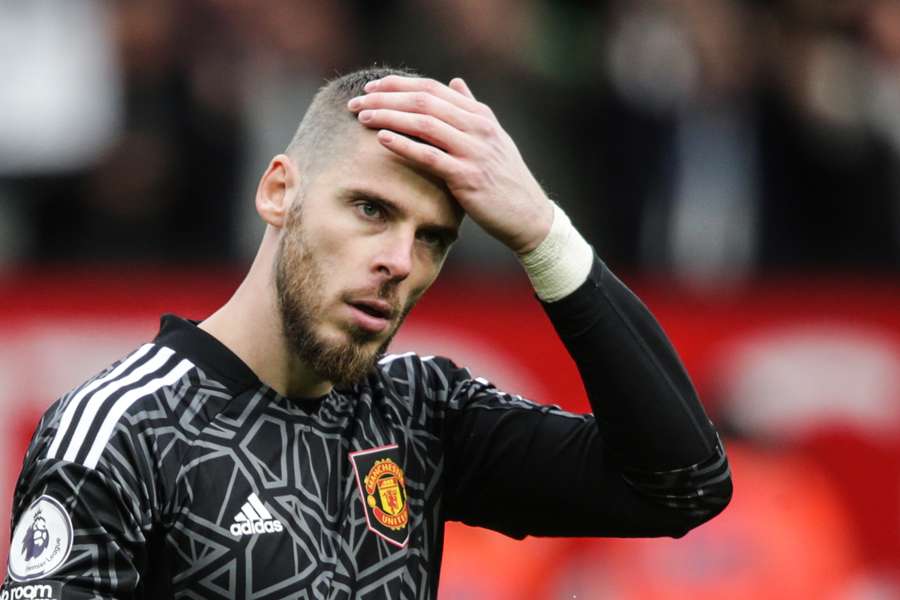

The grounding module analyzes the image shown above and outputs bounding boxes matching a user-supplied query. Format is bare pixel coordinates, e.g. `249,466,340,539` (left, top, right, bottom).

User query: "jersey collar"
154,314,260,395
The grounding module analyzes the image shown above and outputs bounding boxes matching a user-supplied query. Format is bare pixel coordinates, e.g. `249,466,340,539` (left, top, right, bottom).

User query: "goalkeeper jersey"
1,257,731,599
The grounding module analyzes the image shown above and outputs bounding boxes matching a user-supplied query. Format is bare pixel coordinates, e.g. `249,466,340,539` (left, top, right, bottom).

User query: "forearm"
440,241,730,537
539,258,720,468
520,203,720,467
521,206,731,529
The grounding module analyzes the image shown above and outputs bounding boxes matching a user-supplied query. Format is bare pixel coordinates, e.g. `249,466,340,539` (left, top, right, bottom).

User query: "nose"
373,230,414,282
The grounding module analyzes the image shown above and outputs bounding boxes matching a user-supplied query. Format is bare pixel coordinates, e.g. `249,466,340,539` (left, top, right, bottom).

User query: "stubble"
274,209,402,388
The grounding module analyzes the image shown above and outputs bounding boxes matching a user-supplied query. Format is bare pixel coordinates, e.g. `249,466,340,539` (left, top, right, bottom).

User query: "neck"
199,233,333,399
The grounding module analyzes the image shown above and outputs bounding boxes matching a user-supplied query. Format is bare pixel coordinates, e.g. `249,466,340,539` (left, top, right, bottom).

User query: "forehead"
314,129,463,227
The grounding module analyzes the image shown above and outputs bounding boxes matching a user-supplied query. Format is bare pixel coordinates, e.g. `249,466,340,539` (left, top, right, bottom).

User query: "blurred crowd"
2,0,900,280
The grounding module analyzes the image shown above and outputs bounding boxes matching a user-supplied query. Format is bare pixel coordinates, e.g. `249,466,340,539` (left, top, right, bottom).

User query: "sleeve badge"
8,495,73,582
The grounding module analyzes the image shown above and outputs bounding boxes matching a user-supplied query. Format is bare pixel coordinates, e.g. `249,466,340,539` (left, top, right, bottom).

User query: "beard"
275,210,410,389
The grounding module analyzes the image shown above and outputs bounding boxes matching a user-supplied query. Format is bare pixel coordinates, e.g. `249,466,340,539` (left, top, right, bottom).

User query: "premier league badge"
8,496,73,582
349,444,410,547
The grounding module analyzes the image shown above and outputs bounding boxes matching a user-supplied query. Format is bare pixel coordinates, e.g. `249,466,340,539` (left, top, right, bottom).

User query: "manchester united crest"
349,444,409,547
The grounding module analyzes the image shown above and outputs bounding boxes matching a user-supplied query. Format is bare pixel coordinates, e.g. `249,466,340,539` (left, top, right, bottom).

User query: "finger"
449,77,476,100
365,75,485,116
348,91,475,133
375,129,463,179
357,109,470,155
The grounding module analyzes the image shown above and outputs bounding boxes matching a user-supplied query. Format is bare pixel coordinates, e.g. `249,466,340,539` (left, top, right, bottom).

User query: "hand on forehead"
346,75,553,255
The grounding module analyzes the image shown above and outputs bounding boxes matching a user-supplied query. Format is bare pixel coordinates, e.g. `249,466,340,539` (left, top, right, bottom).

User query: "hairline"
285,66,420,184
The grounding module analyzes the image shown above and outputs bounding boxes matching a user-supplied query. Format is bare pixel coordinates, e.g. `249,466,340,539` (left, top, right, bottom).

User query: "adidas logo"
229,493,284,537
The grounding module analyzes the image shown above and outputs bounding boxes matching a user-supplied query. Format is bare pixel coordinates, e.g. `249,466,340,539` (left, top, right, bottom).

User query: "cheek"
405,259,442,304
297,219,350,276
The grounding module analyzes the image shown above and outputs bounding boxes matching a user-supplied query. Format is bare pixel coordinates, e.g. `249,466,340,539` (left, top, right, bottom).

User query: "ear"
256,154,301,228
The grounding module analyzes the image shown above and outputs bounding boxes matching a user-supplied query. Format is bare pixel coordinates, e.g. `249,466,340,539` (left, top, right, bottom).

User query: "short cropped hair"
286,66,418,181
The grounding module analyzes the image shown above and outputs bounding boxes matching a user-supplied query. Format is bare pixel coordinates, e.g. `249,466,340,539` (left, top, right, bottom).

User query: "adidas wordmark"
229,493,284,537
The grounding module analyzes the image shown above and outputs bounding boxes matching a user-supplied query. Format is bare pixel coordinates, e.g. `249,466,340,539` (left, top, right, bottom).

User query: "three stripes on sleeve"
45,343,195,469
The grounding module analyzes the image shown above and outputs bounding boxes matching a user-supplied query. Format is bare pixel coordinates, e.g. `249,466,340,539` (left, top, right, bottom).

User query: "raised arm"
423,252,731,539
350,75,731,539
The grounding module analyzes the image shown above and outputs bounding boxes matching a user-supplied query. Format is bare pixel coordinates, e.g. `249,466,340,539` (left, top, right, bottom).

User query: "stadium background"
2,0,900,597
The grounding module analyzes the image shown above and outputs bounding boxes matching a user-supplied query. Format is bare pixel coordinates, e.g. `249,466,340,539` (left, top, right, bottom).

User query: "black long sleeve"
440,255,732,538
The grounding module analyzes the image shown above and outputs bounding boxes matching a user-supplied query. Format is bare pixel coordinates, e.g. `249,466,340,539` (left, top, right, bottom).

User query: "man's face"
275,130,461,388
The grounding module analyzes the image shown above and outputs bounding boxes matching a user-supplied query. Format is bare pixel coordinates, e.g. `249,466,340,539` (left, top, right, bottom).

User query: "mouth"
346,298,395,334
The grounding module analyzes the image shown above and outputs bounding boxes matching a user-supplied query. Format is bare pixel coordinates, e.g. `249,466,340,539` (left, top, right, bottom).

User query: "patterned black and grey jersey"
1,257,732,599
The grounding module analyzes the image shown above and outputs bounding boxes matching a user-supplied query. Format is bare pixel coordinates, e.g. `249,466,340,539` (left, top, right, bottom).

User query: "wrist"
513,198,554,255
517,202,594,302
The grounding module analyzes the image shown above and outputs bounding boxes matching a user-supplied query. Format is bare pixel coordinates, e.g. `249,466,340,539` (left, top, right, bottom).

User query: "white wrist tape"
517,203,594,302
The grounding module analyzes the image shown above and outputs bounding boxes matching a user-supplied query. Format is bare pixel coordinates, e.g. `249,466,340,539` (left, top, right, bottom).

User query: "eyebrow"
343,188,460,244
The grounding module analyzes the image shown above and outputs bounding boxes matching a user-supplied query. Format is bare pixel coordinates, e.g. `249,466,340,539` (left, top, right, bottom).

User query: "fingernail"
378,130,394,142
358,110,373,122
365,80,379,91
347,97,361,110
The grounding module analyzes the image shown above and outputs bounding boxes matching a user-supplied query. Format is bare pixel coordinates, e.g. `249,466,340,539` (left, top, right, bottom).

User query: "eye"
418,231,442,247
356,200,385,220
417,230,449,253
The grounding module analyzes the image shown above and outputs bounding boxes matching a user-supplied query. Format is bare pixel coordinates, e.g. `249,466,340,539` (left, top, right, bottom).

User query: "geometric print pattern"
0,321,592,599
1,314,730,599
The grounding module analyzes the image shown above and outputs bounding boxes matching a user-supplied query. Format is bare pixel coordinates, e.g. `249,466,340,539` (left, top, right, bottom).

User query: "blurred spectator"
757,0,900,273
574,0,899,280
3,0,899,272
21,0,244,262
0,0,121,175
0,0,121,264
216,0,362,258
567,0,761,281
